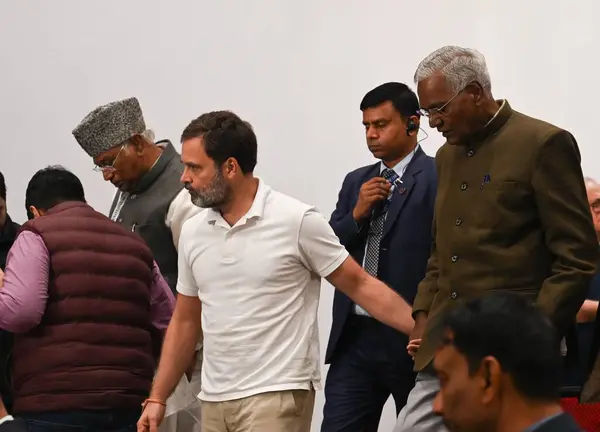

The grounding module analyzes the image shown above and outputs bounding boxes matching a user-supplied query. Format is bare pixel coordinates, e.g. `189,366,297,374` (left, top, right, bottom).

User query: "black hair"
0,171,5,201
180,110,257,174
359,82,420,117
441,293,562,402
25,166,86,219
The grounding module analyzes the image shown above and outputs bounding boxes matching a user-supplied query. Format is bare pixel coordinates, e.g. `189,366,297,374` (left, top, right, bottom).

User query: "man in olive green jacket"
394,45,598,432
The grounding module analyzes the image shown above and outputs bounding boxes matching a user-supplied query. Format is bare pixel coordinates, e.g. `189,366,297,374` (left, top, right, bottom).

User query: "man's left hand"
407,338,421,358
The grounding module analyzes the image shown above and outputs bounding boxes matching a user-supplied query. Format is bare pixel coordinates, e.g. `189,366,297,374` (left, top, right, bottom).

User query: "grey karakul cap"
72,97,146,158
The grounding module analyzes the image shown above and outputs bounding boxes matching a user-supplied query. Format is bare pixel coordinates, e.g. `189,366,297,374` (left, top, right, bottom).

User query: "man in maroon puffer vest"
0,166,175,431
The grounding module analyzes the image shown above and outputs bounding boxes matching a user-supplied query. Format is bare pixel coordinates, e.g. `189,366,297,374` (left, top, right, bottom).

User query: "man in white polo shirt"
137,110,417,432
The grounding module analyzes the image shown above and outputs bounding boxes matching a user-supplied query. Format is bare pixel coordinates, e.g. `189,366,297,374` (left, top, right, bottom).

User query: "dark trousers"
21,410,139,432
321,315,416,432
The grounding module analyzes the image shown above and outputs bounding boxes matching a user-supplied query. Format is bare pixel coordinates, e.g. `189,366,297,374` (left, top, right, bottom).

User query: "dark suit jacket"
0,215,19,270
0,419,27,432
324,147,437,364
0,216,18,412
529,413,582,432
412,100,598,371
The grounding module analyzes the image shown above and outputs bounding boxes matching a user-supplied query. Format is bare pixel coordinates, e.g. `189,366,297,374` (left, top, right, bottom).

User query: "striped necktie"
363,168,399,277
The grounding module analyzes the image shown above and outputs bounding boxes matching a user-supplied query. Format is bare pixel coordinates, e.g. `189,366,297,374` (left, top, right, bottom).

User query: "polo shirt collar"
207,177,269,227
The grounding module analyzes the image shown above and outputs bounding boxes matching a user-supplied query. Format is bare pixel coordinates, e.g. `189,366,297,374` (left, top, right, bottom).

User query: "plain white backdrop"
1,1,599,430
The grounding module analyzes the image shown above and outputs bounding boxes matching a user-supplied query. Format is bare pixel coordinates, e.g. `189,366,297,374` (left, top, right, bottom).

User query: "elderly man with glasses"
394,45,598,431
72,97,203,432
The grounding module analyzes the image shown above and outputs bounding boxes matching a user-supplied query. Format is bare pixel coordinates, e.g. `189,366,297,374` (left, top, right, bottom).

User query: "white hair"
414,45,492,93
584,176,599,188
141,129,155,143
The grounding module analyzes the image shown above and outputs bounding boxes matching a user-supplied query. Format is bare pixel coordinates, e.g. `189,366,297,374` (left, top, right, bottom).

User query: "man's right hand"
0,268,4,288
137,401,166,432
352,177,392,222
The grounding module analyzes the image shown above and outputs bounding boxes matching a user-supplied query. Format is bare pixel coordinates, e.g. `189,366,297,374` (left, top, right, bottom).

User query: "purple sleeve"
150,261,175,331
0,231,49,333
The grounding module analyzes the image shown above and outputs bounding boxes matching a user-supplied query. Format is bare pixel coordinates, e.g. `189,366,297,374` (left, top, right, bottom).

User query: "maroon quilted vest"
11,201,156,414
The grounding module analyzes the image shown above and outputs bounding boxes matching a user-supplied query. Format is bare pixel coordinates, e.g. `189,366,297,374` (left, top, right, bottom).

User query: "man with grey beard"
137,110,419,432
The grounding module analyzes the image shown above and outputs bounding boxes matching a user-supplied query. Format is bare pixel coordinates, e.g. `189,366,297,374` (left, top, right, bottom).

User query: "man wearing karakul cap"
72,97,203,432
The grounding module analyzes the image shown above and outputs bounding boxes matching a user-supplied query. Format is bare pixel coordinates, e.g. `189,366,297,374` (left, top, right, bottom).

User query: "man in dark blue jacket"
321,82,437,431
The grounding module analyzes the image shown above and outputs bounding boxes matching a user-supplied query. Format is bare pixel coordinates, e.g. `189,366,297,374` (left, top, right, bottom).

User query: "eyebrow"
182,159,201,168
363,118,389,125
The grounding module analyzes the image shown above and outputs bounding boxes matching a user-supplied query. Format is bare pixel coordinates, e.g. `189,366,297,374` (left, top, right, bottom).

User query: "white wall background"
1,1,598,430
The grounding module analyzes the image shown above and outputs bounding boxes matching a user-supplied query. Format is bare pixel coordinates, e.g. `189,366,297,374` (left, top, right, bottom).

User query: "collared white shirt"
177,179,349,402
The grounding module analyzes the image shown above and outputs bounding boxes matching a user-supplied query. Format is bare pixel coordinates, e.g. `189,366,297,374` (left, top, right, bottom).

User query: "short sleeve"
298,208,349,277
176,224,200,297
165,189,204,251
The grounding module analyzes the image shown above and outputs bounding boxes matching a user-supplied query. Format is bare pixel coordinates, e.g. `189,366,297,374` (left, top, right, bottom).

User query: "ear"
129,135,147,155
29,206,43,219
479,356,502,404
223,157,237,178
467,81,485,106
410,115,421,135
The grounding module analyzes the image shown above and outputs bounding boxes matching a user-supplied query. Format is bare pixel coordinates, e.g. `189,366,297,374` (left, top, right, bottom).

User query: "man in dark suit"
321,82,437,431
0,172,18,416
0,172,19,270
432,293,582,432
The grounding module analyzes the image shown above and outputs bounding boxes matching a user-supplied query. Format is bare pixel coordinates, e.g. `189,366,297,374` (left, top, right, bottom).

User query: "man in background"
0,166,175,431
564,178,600,388
72,97,200,292
395,45,598,431
72,97,203,431
0,171,20,416
137,110,417,432
433,293,581,432
322,82,436,431
0,171,19,270
559,177,600,432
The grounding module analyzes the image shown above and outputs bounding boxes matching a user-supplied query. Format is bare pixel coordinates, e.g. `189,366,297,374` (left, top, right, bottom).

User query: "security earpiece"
406,118,419,136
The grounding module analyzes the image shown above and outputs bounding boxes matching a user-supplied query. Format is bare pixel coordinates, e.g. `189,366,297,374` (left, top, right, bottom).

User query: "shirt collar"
207,177,269,227
380,145,419,179
523,412,563,432
468,99,512,145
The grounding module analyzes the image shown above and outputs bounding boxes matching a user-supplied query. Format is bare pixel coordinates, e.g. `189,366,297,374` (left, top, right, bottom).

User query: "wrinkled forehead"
587,185,600,202
93,144,123,165
417,73,454,108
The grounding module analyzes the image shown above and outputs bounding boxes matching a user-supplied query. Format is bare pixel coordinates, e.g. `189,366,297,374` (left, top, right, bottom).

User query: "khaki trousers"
202,389,315,432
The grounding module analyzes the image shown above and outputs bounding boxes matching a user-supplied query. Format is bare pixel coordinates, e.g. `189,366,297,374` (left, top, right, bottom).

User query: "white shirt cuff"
0,415,14,425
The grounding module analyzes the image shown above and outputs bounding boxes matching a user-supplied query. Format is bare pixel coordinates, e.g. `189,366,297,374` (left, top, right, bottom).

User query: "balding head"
585,177,600,238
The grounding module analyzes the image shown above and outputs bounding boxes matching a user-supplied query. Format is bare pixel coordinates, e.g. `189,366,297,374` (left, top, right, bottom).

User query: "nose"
102,170,113,182
428,114,443,130
432,390,443,415
366,126,378,140
180,167,191,185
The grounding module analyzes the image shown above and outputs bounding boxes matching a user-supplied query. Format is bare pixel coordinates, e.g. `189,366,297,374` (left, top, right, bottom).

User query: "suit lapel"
382,148,425,238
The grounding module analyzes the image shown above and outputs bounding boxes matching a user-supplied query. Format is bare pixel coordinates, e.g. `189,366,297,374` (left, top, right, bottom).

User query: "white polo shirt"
177,179,349,402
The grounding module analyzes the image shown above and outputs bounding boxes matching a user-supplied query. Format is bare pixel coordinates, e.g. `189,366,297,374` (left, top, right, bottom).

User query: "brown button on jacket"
413,100,598,372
